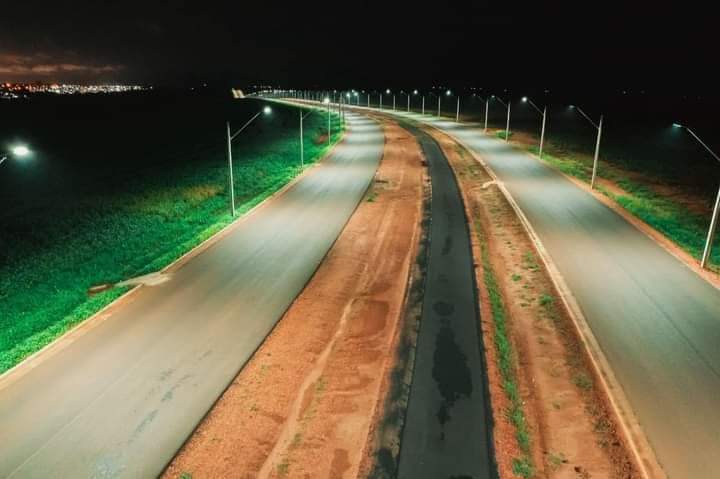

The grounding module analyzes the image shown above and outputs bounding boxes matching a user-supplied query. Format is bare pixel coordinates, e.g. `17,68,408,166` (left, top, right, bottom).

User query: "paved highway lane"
0,111,382,478
384,111,720,478
397,123,495,479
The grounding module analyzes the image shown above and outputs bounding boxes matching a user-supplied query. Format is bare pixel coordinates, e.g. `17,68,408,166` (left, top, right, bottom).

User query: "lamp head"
522,96,528,102
386,89,390,94
672,123,683,128
413,89,418,94
11,145,30,157
263,106,272,115
446,90,451,96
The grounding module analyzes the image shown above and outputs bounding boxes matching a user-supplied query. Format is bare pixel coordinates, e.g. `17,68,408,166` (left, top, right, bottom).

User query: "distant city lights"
0,82,151,100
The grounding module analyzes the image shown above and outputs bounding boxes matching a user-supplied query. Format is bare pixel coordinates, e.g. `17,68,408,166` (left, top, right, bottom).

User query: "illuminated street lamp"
226,106,272,216
673,122,720,269
569,105,603,190
323,97,331,144
522,96,548,158
0,144,31,167
437,90,450,117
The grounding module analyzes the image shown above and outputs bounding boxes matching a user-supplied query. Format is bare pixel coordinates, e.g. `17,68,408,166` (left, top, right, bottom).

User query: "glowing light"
386,89,391,94
11,145,30,157
522,96,528,102
413,89,418,94
672,123,683,128
263,106,272,114
323,98,330,104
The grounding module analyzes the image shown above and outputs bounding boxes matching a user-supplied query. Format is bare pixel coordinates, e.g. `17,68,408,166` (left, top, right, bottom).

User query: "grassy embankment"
524,138,720,271
0,101,343,374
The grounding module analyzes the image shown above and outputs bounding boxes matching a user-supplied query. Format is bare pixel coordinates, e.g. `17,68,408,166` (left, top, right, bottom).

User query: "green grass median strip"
476,222,534,478
0,107,344,374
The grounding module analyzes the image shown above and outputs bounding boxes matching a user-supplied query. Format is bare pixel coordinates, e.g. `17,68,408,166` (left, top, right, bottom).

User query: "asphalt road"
386,111,720,478
0,111,383,478
397,123,495,479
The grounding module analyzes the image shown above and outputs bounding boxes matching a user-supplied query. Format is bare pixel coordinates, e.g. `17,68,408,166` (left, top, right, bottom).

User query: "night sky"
0,1,715,93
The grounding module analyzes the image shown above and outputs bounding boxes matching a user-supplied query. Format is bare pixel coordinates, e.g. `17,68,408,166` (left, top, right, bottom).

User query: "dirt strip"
424,126,636,478
163,120,424,479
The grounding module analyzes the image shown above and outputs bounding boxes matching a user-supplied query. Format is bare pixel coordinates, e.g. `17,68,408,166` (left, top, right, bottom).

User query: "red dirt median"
163,120,424,479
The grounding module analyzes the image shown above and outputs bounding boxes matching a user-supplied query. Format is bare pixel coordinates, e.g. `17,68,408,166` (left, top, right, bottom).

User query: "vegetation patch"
527,143,719,270
0,101,344,374
476,223,534,478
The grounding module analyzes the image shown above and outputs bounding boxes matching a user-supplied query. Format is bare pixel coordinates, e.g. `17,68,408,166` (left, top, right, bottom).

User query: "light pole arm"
0,155,6,166
527,99,544,115
575,106,599,129
230,111,263,141
685,128,720,164
493,97,508,108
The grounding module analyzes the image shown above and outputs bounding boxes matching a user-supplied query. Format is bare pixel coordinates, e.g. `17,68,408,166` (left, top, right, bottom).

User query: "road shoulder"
164,119,424,478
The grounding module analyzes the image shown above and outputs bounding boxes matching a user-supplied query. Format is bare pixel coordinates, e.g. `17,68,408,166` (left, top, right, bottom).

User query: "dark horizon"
1,1,717,92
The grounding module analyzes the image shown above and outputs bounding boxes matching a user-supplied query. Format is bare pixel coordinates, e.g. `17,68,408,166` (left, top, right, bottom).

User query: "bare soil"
163,120,424,479
425,126,637,478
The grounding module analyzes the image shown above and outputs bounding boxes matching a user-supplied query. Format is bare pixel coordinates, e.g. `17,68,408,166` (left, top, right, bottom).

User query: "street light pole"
422,96,425,115
484,98,489,133
456,96,460,123
226,106,272,217
407,93,410,112
673,123,720,269
437,95,441,117
325,98,331,145
393,94,396,111
571,105,603,190
522,96,548,158
493,97,511,141
226,121,236,217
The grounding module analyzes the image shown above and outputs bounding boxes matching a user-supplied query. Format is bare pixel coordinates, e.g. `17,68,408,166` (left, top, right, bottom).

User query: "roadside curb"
0,110,347,390
420,124,666,479
522,149,720,291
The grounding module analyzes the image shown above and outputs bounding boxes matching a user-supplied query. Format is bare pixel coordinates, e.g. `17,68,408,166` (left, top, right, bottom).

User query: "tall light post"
226,106,272,216
300,105,326,169
570,105,603,190
522,96,548,159
492,96,511,141
673,123,720,269
484,97,489,133
324,97,331,145
456,95,460,123
0,145,31,167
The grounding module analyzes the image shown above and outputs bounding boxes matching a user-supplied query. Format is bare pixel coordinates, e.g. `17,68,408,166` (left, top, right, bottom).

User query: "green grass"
527,144,719,269
477,224,534,478
0,104,344,374
496,130,514,140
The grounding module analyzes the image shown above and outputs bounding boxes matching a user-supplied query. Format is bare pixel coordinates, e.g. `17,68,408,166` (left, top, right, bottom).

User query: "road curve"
383,110,720,478
0,111,383,478
397,123,495,478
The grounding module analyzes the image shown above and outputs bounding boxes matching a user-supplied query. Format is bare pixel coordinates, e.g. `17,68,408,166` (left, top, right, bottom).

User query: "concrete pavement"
385,111,720,478
0,111,383,478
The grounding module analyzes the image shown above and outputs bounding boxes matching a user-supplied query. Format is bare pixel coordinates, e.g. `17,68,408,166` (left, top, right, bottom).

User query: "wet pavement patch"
433,322,472,430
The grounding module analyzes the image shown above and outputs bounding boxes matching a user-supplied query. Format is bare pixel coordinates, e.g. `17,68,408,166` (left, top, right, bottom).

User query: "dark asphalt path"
0,111,382,478
387,111,720,478
397,123,495,479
